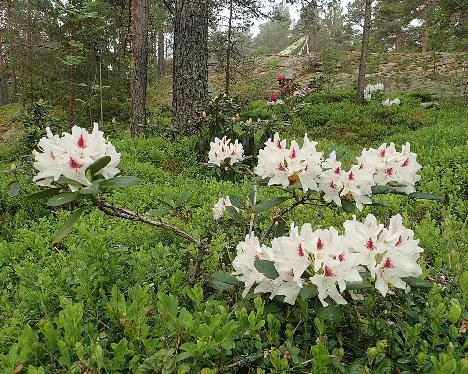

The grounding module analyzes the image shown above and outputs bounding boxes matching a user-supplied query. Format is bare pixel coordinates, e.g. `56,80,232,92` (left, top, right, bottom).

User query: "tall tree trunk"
356,0,372,104
6,0,18,101
157,31,165,78
225,0,233,96
0,32,7,104
130,0,149,135
68,20,77,122
421,19,429,53
395,30,401,51
172,0,209,133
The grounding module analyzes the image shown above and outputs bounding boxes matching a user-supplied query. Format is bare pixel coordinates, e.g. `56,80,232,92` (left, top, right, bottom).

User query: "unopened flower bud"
10,163,16,172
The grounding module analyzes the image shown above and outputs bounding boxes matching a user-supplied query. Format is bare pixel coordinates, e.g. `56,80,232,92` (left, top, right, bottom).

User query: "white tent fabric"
278,36,310,56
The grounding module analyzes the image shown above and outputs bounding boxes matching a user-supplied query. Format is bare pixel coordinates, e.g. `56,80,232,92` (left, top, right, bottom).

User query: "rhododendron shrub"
210,131,440,306
28,125,439,305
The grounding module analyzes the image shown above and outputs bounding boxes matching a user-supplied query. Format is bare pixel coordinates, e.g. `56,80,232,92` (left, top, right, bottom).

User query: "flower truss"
33,123,120,190
208,136,245,167
364,83,385,102
382,98,401,107
254,132,421,210
232,214,423,306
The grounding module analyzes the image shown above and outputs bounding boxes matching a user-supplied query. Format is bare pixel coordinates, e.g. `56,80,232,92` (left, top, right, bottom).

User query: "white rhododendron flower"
254,133,323,193
382,98,401,107
32,123,120,191
232,214,424,306
232,233,272,297
267,99,285,106
208,136,244,167
364,83,385,101
253,134,422,210
212,196,238,220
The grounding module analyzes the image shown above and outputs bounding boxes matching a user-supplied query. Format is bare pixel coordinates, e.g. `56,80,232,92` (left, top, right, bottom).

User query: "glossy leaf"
26,188,61,201
8,182,20,197
79,182,100,195
253,197,289,213
402,277,432,289
254,260,279,279
147,209,171,218
100,176,140,188
228,195,245,210
208,272,242,291
341,199,356,213
47,192,81,206
299,285,319,299
175,191,190,208
52,207,85,245
85,156,111,180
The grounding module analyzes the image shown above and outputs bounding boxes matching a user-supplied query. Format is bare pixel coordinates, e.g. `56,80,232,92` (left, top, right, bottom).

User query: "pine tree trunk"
6,0,18,101
130,0,149,136
68,20,77,122
0,31,7,104
421,20,429,53
225,0,233,96
356,0,372,104
172,0,209,134
157,31,165,78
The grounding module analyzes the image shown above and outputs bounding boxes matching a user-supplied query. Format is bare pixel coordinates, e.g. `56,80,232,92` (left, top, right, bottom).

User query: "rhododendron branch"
96,198,208,252
262,194,318,240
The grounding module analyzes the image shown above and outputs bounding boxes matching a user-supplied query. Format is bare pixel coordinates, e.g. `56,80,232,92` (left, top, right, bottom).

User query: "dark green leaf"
226,205,241,221
208,272,242,291
316,304,342,322
52,207,85,245
147,209,171,218
248,190,256,206
347,280,373,290
175,191,191,208
253,197,289,213
85,156,111,180
341,199,356,213
26,188,61,201
299,285,318,299
155,197,175,208
79,182,100,195
274,221,286,238
228,195,245,210
57,176,83,187
47,192,81,207
408,192,444,201
8,182,20,197
100,176,140,188
254,260,279,279
402,277,432,289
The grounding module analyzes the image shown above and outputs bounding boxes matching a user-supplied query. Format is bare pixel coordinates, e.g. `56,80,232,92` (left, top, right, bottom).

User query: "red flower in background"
270,92,278,102
276,75,285,82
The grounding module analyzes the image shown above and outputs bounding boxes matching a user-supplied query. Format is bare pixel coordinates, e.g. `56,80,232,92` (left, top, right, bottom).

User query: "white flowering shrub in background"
364,83,385,101
208,136,245,167
382,98,401,107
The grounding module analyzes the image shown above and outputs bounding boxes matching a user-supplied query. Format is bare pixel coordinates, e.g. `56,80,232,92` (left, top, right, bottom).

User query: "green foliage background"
0,91,467,373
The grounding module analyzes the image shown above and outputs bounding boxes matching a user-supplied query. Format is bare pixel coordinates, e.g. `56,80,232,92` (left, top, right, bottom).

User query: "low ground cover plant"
0,90,466,373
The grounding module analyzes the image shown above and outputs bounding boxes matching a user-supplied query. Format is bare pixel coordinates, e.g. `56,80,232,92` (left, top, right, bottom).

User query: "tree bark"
130,0,149,136
225,0,233,96
421,19,429,53
0,31,7,104
172,0,209,134
356,0,372,104
6,0,18,101
68,20,77,122
157,30,165,78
